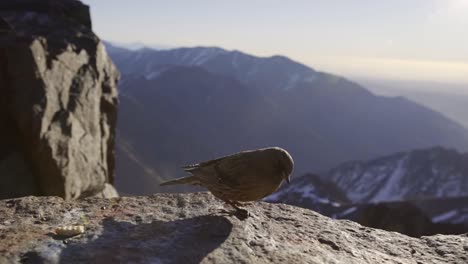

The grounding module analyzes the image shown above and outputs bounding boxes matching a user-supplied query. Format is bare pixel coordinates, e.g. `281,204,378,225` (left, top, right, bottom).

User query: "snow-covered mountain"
105,42,358,95
326,146,468,203
104,41,173,51
267,147,468,236
265,173,348,209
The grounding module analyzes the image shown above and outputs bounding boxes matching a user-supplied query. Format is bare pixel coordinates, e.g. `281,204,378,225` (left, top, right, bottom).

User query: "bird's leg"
224,200,249,219
225,200,242,210
229,200,245,208
209,197,250,219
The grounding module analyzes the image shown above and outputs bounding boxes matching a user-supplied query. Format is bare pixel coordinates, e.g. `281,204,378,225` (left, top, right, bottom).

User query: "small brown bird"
160,147,294,216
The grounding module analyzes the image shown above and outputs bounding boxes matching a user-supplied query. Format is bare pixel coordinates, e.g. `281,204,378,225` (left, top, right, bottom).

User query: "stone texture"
0,193,467,263
0,0,119,199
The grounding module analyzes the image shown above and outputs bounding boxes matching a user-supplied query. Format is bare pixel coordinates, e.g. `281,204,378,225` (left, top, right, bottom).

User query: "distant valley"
358,78,468,129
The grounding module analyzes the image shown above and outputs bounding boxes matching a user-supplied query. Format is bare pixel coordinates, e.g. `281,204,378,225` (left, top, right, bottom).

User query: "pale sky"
82,0,468,85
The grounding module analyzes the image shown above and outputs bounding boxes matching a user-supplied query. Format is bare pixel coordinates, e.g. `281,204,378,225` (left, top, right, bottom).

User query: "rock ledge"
0,193,467,263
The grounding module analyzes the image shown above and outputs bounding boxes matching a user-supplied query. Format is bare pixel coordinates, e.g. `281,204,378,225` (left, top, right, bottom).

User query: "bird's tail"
159,176,198,186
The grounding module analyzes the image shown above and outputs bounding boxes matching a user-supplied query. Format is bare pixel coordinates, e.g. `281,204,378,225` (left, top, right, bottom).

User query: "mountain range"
270,146,468,204
105,42,468,194
268,146,468,236
325,146,468,203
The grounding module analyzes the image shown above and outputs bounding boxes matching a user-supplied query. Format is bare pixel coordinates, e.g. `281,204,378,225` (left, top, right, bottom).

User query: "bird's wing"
183,151,256,186
214,154,251,187
182,150,250,171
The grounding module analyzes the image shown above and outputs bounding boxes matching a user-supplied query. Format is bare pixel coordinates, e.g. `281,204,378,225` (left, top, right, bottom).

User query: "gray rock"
0,193,467,263
0,0,119,199
92,183,119,199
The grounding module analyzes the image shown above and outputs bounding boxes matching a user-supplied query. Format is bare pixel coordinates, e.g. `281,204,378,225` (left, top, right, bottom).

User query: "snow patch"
304,74,318,83
339,207,357,217
370,156,408,202
247,61,260,77
285,183,331,203
450,210,468,224
436,179,461,198
189,48,225,65
266,180,333,204
264,189,285,201
145,70,163,80
232,52,240,69
432,210,458,223
283,73,301,90
180,49,192,62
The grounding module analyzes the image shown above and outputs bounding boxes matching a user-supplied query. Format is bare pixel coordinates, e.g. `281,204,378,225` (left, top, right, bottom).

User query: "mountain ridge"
326,146,468,203
270,146,468,206
107,42,468,194
267,146,468,235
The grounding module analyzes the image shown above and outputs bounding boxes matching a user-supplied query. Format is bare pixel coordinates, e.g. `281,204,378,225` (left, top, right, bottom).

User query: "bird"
160,147,294,217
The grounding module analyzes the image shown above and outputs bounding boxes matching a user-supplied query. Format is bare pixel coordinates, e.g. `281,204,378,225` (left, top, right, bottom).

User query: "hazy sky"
82,0,468,85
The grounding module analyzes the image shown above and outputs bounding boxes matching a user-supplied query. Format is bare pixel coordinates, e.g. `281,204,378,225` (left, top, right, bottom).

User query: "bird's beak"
286,175,291,184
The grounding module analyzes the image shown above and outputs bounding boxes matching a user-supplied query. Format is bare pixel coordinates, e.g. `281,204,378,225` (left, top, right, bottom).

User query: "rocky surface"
0,193,467,264
0,0,119,199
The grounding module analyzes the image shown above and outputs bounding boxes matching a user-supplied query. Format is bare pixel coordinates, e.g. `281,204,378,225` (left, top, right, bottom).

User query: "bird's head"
275,147,294,184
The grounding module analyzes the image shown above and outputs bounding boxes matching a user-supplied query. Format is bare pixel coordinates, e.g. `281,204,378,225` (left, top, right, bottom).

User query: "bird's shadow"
58,215,233,264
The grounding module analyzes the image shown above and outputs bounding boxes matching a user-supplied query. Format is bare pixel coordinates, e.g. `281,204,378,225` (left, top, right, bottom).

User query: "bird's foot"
211,199,251,220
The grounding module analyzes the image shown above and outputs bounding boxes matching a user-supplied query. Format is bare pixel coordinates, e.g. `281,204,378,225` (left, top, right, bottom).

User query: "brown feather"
163,147,294,207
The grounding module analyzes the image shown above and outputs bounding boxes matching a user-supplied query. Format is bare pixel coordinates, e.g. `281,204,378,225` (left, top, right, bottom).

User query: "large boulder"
0,0,119,199
0,193,467,263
